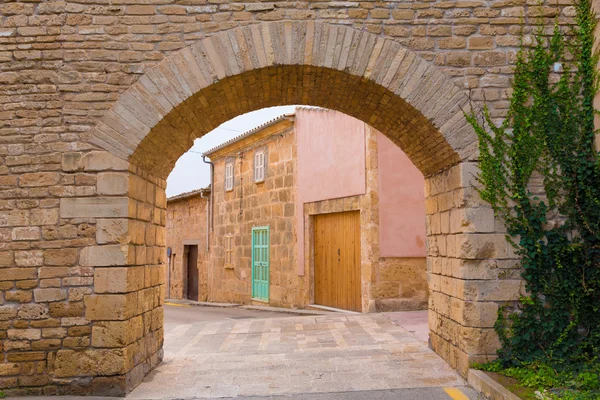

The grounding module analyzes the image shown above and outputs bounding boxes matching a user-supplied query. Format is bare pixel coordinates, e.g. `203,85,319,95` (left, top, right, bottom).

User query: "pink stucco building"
166,108,427,312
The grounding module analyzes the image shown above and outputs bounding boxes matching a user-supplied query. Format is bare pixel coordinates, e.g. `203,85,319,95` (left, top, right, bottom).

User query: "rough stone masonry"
0,0,589,396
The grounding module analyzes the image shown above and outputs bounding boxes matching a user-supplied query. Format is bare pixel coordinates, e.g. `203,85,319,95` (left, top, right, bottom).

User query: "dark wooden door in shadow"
186,245,199,301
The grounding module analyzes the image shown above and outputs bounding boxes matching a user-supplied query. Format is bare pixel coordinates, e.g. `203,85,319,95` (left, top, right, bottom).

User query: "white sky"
166,105,296,197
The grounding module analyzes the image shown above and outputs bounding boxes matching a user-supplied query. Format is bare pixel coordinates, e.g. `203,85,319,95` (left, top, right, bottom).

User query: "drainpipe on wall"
201,156,214,302
202,155,214,234
200,190,209,253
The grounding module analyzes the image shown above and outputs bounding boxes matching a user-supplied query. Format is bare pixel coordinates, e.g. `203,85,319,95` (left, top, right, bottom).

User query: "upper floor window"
225,234,234,267
254,150,265,183
225,162,234,191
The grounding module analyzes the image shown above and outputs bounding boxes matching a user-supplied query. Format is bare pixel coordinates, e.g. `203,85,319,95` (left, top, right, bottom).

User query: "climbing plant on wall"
466,0,600,371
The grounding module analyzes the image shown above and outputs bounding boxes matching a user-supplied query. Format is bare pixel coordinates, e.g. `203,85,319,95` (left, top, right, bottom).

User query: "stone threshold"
307,303,362,315
240,305,336,316
468,369,523,400
164,299,338,316
164,299,240,308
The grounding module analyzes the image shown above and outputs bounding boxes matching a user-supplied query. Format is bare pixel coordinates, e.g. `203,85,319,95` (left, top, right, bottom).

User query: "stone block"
69,287,93,301
462,279,523,302
30,208,59,225
17,304,48,320
97,172,129,195
84,293,138,321
6,351,46,362
32,338,63,351
63,336,91,348
60,197,128,218
137,287,159,314
11,227,40,241
49,302,84,318
0,362,21,376
39,266,69,279
54,349,127,377
7,329,41,340
0,305,18,321
460,326,501,354
94,267,145,293
42,327,67,339
68,326,92,337
19,172,60,187
44,248,78,266
96,219,128,244
14,250,43,267
62,152,82,172
0,251,14,267
145,264,163,287
82,151,129,171
5,290,32,303
91,375,127,397
454,233,510,259
80,245,130,267
0,268,37,281
451,258,501,280
449,207,495,233
33,288,67,303
91,316,143,348
457,300,499,328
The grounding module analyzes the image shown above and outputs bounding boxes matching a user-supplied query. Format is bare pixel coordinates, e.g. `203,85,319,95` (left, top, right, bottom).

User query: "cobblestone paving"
129,313,467,399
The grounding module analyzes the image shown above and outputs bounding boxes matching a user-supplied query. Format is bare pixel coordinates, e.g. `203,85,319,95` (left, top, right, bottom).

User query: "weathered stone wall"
0,1,578,394
425,162,521,376
165,193,209,300
0,0,573,151
207,123,302,307
0,149,165,396
373,258,428,311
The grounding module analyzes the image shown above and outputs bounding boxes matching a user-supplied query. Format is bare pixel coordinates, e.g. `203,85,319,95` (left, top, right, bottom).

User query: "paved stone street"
126,305,478,399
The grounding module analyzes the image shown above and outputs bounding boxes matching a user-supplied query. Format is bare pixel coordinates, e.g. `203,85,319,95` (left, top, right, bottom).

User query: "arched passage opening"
12,22,521,396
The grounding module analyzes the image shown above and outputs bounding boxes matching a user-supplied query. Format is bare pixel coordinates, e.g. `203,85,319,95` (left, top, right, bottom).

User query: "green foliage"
474,361,600,398
465,0,600,376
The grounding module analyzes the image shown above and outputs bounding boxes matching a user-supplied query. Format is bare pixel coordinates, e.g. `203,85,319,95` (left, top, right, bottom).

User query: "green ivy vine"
465,0,600,374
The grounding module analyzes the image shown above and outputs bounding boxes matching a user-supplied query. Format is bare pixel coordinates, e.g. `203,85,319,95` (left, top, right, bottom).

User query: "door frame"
311,210,362,312
305,198,367,312
251,225,270,302
185,244,200,301
181,239,200,300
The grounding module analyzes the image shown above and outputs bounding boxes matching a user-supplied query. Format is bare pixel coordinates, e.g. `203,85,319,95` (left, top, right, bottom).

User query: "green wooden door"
251,226,270,301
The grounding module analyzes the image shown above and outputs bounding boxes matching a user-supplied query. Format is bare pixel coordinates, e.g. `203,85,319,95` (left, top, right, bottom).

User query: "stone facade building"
0,0,594,395
166,108,428,313
165,189,209,301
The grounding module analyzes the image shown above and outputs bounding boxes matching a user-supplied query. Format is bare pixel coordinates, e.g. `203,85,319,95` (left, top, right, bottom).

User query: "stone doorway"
185,245,199,302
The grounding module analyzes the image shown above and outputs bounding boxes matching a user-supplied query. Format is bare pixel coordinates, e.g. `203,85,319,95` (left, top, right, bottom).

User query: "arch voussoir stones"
90,21,475,178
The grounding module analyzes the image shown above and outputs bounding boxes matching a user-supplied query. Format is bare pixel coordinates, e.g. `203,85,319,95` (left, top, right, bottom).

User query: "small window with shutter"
254,150,265,183
225,234,234,268
225,162,234,191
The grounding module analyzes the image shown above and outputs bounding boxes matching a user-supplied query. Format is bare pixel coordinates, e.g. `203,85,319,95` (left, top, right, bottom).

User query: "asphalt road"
215,387,481,399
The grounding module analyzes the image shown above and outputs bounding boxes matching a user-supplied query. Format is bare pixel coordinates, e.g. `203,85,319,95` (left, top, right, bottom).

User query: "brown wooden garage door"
314,211,361,312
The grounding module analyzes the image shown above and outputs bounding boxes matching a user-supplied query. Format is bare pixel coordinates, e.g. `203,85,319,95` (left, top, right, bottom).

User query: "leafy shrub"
466,0,600,368
466,1,600,398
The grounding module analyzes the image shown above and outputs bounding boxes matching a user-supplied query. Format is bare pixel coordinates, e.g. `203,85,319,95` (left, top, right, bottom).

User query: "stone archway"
2,21,521,396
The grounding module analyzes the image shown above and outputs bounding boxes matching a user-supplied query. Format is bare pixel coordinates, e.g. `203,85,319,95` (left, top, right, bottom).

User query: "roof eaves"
167,186,210,203
202,112,295,157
